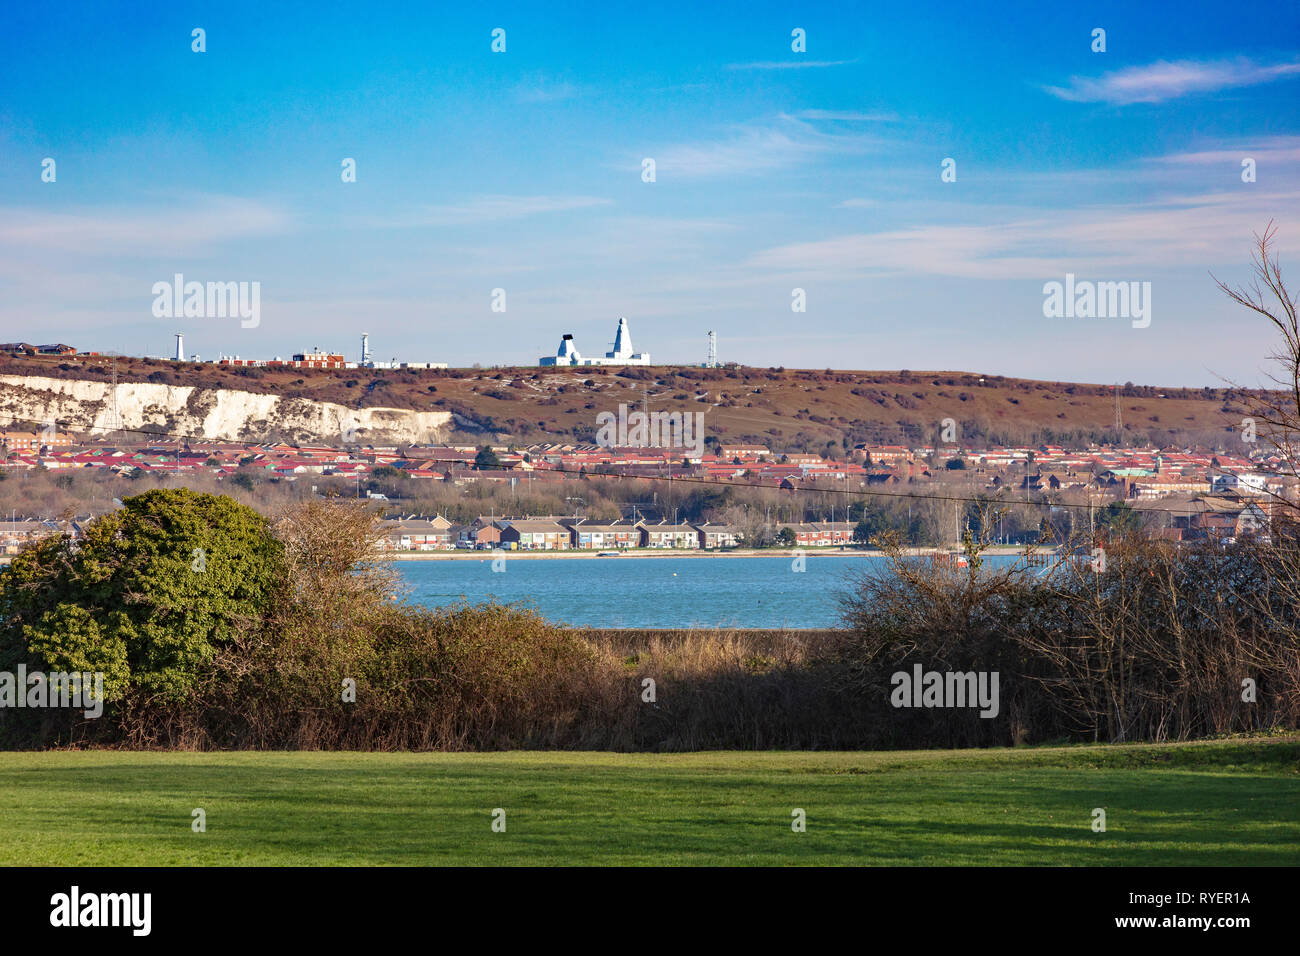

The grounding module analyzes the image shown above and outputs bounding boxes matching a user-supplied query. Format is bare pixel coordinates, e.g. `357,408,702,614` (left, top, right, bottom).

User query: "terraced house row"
376,515,862,551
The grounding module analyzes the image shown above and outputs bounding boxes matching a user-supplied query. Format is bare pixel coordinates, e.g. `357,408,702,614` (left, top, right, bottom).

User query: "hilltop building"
0,343,75,356
216,342,445,370
218,347,345,369
540,317,651,366
356,332,447,370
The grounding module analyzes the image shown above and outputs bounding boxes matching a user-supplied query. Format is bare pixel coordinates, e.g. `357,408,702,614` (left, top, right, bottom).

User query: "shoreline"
389,546,1038,561
0,545,1045,567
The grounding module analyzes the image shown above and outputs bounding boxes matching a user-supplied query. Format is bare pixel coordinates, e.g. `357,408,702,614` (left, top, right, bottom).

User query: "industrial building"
357,333,447,370
540,317,651,366
218,348,347,369
210,335,446,370
0,343,76,356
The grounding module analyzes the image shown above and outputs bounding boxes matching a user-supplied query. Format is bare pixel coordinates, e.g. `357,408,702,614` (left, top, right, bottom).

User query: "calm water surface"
397,553,1024,629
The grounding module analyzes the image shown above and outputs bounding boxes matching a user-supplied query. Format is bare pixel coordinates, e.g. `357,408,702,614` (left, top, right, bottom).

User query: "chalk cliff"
0,374,452,445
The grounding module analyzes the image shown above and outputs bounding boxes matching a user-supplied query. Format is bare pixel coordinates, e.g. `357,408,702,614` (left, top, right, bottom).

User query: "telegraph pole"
1113,384,1123,444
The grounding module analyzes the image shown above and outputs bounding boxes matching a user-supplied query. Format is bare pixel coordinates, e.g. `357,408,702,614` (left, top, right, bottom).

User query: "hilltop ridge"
0,354,1256,452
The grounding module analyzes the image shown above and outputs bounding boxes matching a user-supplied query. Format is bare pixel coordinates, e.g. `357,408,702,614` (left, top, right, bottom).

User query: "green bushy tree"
0,488,285,703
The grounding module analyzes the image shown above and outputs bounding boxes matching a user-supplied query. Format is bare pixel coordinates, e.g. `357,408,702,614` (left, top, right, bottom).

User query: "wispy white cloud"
513,75,581,103
378,195,612,228
0,196,289,255
646,114,877,179
1044,56,1300,105
411,215,741,278
1154,135,1300,165
747,190,1300,280
797,109,897,122
727,59,857,70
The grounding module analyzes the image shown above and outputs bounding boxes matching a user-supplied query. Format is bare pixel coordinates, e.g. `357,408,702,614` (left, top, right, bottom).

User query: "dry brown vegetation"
9,496,1290,752
841,521,1300,747
3,352,1262,452
1215,221,1300,519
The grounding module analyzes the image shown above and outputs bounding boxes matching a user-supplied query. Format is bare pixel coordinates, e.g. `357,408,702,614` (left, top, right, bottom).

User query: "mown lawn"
0,737,1296,865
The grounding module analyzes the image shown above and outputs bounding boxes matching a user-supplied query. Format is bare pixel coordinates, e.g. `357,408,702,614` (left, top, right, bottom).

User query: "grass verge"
1,736,1296,866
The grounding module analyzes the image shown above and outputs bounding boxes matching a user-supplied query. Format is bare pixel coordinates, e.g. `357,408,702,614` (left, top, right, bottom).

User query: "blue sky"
1,0,1298,385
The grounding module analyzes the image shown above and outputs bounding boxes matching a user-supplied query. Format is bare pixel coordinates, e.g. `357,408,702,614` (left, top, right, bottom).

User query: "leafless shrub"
835,506,1300,747
1214,221,1300,517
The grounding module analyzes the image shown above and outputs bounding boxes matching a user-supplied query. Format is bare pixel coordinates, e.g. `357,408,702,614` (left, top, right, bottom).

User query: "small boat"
597,550,622,557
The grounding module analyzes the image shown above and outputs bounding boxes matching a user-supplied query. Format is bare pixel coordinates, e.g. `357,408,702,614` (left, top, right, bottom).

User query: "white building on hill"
540,317,651,366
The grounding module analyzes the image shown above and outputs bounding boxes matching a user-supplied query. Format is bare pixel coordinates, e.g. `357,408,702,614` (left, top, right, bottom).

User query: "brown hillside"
3,354,1260,452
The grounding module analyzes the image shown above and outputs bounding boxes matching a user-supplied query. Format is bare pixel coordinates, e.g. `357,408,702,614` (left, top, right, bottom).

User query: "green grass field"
1,737,1297,865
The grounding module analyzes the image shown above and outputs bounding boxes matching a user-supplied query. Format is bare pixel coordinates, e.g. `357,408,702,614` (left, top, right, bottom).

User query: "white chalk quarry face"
0,374,452,444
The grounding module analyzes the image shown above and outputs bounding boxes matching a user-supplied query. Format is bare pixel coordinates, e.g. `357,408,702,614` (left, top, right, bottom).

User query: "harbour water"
396,553,1025,629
